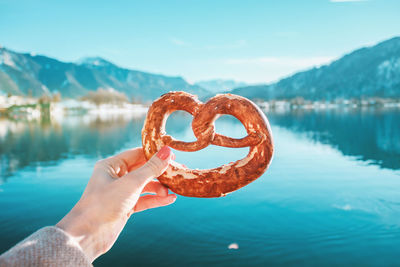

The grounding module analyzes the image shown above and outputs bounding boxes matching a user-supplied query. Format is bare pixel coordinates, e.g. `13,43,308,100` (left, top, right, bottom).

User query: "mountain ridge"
231,36,400,100
0,47,209,101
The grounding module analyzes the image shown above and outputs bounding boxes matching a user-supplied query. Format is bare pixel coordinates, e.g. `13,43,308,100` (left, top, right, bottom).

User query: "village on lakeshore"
0,89,149,120
1,89,399,121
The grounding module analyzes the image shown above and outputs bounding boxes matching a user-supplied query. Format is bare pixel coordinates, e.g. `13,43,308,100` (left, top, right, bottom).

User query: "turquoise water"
1,109,400,266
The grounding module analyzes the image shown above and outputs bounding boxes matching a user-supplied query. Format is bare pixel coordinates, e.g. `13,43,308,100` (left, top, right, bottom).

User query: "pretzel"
142,91,274,198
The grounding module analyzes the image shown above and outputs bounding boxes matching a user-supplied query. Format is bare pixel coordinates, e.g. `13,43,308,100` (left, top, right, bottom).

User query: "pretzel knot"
142,91,274,198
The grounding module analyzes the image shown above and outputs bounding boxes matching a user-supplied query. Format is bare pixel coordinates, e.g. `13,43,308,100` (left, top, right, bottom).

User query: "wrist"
56,207,101,262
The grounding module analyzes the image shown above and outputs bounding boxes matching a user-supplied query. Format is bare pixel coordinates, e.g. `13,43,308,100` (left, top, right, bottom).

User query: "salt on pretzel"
142,91,274,197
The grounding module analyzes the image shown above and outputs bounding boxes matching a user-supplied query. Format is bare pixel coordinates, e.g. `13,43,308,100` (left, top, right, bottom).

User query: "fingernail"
169,194,177,201
172,152,176,160
156,146,171,160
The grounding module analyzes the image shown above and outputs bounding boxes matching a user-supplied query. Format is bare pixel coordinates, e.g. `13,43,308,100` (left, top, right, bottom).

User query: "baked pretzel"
142,91,274,197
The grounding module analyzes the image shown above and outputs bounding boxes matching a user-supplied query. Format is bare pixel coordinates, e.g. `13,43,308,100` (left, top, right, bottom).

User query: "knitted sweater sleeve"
0,226,92,267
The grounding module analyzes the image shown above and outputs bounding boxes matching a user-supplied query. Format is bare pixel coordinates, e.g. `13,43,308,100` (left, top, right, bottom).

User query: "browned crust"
142,91,274,198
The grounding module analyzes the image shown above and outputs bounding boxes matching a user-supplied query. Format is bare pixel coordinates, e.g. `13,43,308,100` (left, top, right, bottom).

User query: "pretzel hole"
165,110,196,142
214,114,247,139
173,145,249,170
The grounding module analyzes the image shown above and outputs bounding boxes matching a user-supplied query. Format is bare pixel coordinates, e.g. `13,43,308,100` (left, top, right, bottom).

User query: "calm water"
1,108,400,266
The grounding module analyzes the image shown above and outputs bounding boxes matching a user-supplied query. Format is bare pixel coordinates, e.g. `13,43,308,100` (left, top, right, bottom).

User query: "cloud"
169,38,247,50
170,38,188,46
225,56,335,68
330,0,367,2
204,40,247,50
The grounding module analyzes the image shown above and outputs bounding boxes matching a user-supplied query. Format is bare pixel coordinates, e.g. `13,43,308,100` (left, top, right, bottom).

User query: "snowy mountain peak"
0,48,210,100
231,36,400,100
0,49,16,68
78,57,114,67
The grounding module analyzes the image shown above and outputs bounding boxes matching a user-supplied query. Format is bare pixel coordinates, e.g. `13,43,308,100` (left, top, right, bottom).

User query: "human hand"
56,146,176,262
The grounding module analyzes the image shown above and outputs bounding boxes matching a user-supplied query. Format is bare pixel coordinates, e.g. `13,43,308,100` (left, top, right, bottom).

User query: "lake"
1,108,400,266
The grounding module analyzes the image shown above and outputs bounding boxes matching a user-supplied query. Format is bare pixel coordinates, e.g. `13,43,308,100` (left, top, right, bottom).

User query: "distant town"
1,88,399,122
0,89,148,120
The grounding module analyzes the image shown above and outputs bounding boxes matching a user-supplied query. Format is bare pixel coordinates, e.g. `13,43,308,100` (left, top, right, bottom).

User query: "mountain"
231,37,400,100
194,79,248,93
0,48,209,102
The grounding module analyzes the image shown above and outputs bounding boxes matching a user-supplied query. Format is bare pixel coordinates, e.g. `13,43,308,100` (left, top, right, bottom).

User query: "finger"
142,181,169,197
133,194,177,213
128,156,147,172
115,148,147,169
94,157,128,179
123,146,173,187
125,149,174,172
112,158,128,177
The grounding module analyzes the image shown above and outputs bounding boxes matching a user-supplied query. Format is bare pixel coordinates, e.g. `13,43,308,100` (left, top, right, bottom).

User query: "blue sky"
1,0,399,84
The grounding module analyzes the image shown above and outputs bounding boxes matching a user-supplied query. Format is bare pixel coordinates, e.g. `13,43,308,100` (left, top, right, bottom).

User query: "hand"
56,146,176,262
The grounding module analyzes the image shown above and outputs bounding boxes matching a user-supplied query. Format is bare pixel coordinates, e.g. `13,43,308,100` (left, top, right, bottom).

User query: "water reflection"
0,115,144,180
1,108,400,182
268,108,400,170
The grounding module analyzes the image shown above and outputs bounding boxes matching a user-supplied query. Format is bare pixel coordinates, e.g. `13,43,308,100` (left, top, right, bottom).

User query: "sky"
0,0,399,84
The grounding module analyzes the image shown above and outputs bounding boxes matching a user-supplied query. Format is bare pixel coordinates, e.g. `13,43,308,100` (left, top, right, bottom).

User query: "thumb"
123,146,173,187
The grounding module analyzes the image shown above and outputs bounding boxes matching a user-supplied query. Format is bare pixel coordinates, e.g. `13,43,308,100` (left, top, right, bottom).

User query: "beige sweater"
0,226,92,267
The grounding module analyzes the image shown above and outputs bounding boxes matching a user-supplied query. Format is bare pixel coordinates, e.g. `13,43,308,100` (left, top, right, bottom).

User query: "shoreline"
0,98,149,120
255,98,400,112
1,96,400,120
